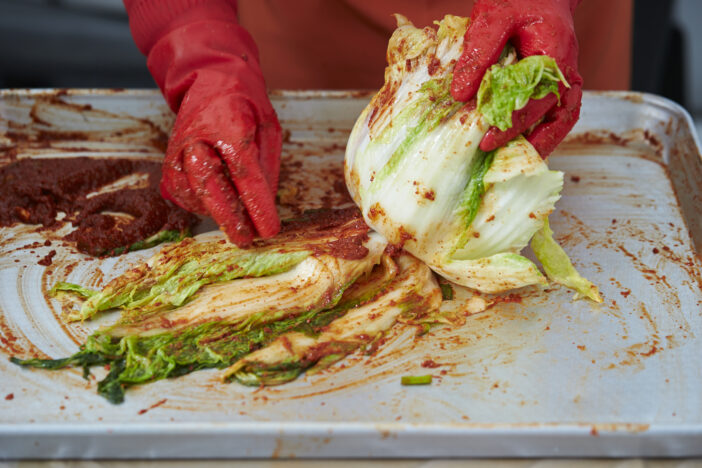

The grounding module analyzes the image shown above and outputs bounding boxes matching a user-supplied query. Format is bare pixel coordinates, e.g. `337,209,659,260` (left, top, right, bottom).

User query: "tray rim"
3,87,699,159
1,421,701,459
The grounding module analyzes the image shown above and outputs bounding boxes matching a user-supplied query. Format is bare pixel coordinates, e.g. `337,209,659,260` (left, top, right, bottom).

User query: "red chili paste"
0,157,197,256
255,207,370,260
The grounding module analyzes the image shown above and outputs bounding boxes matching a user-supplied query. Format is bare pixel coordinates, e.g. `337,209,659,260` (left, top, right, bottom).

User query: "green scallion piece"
439,283,454,300
401,375,432,385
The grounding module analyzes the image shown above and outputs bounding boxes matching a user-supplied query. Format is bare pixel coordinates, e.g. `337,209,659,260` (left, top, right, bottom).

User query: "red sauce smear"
257,207,370,260
37,249,56,266
137,398,167,415
421,359,441,368
0,157,197,256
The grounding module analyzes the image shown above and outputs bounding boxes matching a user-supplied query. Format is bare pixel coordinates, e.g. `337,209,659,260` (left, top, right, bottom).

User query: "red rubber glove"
124,0,281,247
451,0,583,157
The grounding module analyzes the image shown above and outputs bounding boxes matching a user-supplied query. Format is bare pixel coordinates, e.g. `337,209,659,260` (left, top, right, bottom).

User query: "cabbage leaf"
531,219,603,302
477,55,569,131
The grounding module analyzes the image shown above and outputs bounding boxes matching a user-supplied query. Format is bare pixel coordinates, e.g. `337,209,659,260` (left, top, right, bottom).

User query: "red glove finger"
160,139,207,215
509,15,581,157
214,100,280,238
257,115,282,197
527,81,583,157
479,93,558,152
183,142,255,246
450,3,514,102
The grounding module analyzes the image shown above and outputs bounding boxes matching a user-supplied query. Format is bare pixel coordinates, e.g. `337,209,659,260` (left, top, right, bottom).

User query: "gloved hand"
124,0,281,247
451,0,583,157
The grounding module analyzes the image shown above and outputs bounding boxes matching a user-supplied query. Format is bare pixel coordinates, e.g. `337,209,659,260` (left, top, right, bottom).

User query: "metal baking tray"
0,89,700,458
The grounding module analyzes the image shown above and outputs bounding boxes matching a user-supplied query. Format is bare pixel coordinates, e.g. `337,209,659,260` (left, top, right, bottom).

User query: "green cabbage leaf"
531,219,603,302
477,55,569,131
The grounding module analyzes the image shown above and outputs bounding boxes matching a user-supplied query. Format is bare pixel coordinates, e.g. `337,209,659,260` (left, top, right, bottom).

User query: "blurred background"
0,0,701,134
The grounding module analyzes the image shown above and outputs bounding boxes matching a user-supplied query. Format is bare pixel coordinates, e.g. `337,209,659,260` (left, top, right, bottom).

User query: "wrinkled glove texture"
451,0,583,157
125,0,281,247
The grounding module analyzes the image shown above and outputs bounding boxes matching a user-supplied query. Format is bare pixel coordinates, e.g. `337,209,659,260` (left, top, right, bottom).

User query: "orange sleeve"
574,0,633,90
238,0,632,91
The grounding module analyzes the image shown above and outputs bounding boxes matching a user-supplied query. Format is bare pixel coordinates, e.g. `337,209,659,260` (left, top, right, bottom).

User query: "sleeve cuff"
124,0,239,55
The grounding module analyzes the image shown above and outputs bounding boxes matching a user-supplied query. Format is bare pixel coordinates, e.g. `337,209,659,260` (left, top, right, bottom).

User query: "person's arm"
451,0,583,157
124,0,281,246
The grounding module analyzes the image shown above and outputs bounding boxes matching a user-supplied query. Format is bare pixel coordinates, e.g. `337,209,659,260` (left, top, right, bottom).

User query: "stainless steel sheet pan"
0,89,700,458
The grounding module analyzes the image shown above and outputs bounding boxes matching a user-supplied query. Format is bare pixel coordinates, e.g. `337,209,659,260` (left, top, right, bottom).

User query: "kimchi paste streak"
255,207,370,260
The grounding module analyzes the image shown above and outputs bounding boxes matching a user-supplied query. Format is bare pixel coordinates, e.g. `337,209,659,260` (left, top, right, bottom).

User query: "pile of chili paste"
0,157,197,256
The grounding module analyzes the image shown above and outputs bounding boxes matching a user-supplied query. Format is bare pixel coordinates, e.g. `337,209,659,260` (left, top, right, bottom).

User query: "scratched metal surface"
0,90,700,458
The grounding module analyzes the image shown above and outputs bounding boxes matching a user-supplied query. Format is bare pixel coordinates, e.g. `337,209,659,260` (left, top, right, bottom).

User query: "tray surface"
0,90,700,458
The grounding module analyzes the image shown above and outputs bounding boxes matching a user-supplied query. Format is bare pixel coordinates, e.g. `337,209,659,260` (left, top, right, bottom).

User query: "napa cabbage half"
345,14,600,301
15,226,391,403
